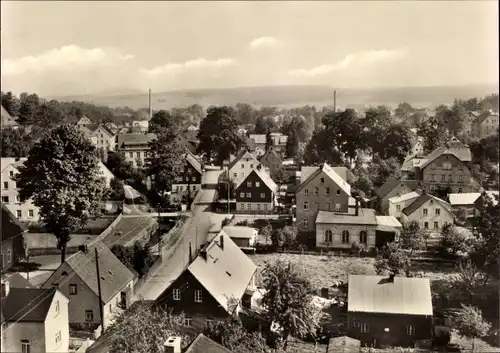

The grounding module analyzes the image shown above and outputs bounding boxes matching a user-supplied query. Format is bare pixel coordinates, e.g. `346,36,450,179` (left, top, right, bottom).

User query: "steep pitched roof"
388,191,421,204
316,209,377,225
402,193,451,217
185,333,232,353
375,179,421,199
420,137,472,168
259,148,282,164
297,163,351,196
2,204,27,242
185,149,203,175
1,106,18,127
227,150,259,170
348,275,433,316
50,242,136,304
1,287,59,322
448,193,482,206
184,232,257,314
117,133,156,147
236,168,277,192
2,272,35,289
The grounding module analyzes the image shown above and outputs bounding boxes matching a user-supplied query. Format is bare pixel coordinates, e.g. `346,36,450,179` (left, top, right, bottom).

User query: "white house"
227,150,267,187
388,191,421,220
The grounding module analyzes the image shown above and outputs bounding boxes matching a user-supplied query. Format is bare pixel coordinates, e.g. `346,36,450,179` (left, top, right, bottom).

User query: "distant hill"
47,84,498,110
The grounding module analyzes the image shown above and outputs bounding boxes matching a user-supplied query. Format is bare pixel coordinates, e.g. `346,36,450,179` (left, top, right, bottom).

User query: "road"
133,167,225,301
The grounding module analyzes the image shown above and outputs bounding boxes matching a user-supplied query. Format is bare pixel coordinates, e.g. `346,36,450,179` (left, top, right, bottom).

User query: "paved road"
133,168,224,301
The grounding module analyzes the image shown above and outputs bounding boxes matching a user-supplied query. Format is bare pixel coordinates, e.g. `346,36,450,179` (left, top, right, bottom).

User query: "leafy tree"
453,304,491,352
262,260,319,350
352,173,375,198
368,156,402,187
108,302,192,353
304,128,343,166
439,223,472,256
394,102,415,120
470,132,499,164
265,128,273,151
281,115,311,143
271,229,285,249
204,316,271,353
453,207,469,226
14,125,106,263
186,103,204,123
285,129,299,160
111,242,156,278
1,91,20,116
448,260,487,304
1,127,34,157
374,242,411,276
380,123,413,162
146,127,185,196
197,106,244,166
18,93,40,125
106,152,135,180
399,220,426,254
254,116,268,134
436,105,468,136
417,115,450,154
109,177,125,201
234,102,257,125
362,106,392,156
149,110,173,133
260,224,273,244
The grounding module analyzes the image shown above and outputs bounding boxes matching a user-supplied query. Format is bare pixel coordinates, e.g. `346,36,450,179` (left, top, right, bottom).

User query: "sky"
1,1,498,96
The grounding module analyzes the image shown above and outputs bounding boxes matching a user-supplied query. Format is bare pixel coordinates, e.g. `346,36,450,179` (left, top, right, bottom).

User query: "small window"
325,230,332,243
434,221,439,229
458,187,463,193
303,202,309,210
9,171,13,177
16,195,20,203
247,204,251,210
255,181,260,187
28,210,34,218
85,310,94,322
396,204,401,211
69,284,77,295
1,196,8,203
263,204,268,210
184,317,192,327
16,210,22,218
336,189,340,195
260,193,265,198
55,301,60,314
194,290,203,303
435,208,440,215
360,323,369,333
304,189,309,195
3,181,8,189
325,187,331,195
241,163,244,168
257,204,261,210
424,222,429,229
192,176,196,182
55,330,61,344
314,187,319,195
206,318,213,327
320,177,324,183
246,192,251,197
250,164,254,169
240,192,245,198
441,175,445,181
406,325,415,335
359,231,367,244
129,152,133,158
233,173,237,178
240,203,245,210
335,203,341,212
173,288,181,300
342,230,349,243
21,340,30,353
303,220,309,229
6,249,11,263
247,181,252,187
423,208,428,216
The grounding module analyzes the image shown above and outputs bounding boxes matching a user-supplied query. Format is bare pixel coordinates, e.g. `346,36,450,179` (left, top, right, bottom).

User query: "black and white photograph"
0,1,498,353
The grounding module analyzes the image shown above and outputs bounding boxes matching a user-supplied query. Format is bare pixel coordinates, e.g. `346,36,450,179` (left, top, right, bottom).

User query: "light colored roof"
220,226,257,239
227,149,260,170
448,193,482,206
316,209,377,225
1,157,26,173
300,166,319,183
375,179,421,199
348,275,433,316
376,216,402,228
249,134,266,144
1,106,18,127
388,191,421,204
298,163,351,196
187,232,257,313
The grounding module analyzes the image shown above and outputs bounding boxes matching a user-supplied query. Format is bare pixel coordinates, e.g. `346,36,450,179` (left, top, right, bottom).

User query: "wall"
348,312,432,348
296,170,350,233
235,202,274,213
2,322,46,353
229,155,261,187
44,291,70,352
316,223,376,249
401,198,454,239
381,184,415,215
422,154,475,194
101,279,134,329
388,196,419,220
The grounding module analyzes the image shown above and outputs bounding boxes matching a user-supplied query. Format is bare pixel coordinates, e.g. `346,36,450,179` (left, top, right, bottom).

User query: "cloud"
140,58,237,78
249,36,279,49
2,45,134,76
288,48,408,78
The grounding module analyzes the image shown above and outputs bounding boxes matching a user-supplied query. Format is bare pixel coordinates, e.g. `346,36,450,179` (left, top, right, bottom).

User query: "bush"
221,217,232,228
111,242,157,278
255,243,275,254
235,220,249,226
253,219,270,230
351,241,366,256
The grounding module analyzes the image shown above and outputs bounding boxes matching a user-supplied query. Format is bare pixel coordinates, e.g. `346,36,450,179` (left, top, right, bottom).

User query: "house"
77,123,116,151
1,158,115,221
296,163,351,234
388,191,421,220
259,148,283,180
116,133,157,167
270,132,288,153
470,111,499,139
1,205,27,273
400,155,426,180
248,134,267,156
104,122,119,134
187,124,199,131
401,192,454,241
155,232,257,330
163,333,232,353
448,192,482,220
315,204,401,249
227,150,266,187
375,179,422,215
235,167,278,213
131,120,149,133
218,226,258,249
76,116,92,127
42,242,136,330
1,106,18,130
407,136,424,158
171,150,204,203
299,165,355,185
1,282,70,353
347,274,433,348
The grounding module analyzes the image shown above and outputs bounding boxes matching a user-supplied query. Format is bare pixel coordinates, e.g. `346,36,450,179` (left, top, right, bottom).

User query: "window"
303,202,309,210
16,210,22,218
1,196,8,203
240,203,245,210
16,195,20,203
21,340,30,353
325,229,333,243
184,317,192,327
359,231,367,244
240,192,245,198
443,162,452,170
303,220,309,229
9,171,13,177
314,187,319,195
431,163,436,170
336,189,340,196
250,164,254,169
360,323,369,333
247,181,252,187
173,288,181,300
423,208,428,216
430,175,435,181
55,301,60,314
255,181,260,187
448,174,453,181
435,208,440,215
55,330,61,344
110,303,113,313
263,204,268,210
85,310,94,322
406,325,416,335
3,181,8,189
335,203,341,212
246,192,251,197
325,187,331,195
192,185,196,190
233,173,237,178
194,290,203,303
342,230,349,243
192,176,196,182
320,177,325,184
396,204,401,211
459,175,464,183
257,204,261,210
28,210,34,218
441,175,445,181
247,204,251,210
69,284,77,295
6,250,11,263
326,202,331,211
424,222,429,229
241,163,244,168
260,193,265,198
458,187,463,193
129,152,133,158
304,189,309,195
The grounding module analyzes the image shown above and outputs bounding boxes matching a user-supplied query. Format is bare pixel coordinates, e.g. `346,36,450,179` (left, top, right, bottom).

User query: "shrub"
350,241,366,256
221,217,232,228
235,220,249,226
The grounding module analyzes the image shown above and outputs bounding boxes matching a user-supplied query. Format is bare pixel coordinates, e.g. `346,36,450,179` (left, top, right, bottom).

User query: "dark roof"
348,275,433,316
419,137,472,168
185,334,232,353
2,272,35,288
1,287,58,322
185,149,203,175
236,168,278,192
401,193,451,217
375,179,421,199
2,204,27,242
117,133,157,147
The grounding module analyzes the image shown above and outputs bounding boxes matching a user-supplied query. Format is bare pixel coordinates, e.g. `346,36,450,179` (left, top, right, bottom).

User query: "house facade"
155,232,257,331
347,275,433,348
1,206,27,273
388,192,421,220
171,150,203,203
218,226,258,248
76,116,92,127
420,153,476,194
471,111,499,139
259,148,282,180
77,124,116,152
42,242,136,330
296,163,351,233
227,150,265,187
1,285,70,353
116,133,157,167
375,180,421,215
235,168,277,213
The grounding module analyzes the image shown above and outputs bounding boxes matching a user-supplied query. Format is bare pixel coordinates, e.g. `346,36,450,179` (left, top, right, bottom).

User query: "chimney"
1,280,10,298
219,235,224,250
333,90,337,112
355,197,359,216
389,274,395,282
149,89,153,119
163,336,181,353
189,242,193,264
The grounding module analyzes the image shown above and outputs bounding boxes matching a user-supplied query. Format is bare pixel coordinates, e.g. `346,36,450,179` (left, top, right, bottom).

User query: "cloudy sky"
1,1,498,96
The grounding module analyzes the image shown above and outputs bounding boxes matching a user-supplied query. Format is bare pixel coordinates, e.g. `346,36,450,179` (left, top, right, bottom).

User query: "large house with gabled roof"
227,149,267,187
155,231,257,330
116,133,157,167
235,166,278,213
77,123,116,152
170,149,204,203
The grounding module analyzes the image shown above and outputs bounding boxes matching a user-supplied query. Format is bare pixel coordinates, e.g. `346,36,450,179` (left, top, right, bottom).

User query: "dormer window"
320,178,325,184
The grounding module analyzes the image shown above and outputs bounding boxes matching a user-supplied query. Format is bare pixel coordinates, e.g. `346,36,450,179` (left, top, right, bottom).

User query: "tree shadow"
9,261,42,272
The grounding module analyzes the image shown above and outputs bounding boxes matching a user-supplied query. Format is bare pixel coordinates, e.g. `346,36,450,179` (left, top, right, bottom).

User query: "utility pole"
95,248,105,332
149,89,152,119
333,90,337,112
227,180,230,215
